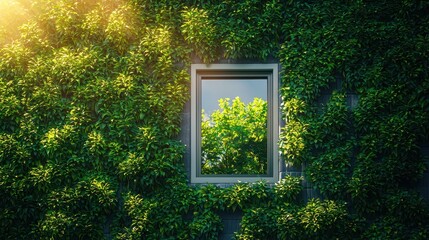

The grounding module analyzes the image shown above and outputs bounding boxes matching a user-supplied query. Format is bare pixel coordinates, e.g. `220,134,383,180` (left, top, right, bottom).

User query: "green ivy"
1,0,428,239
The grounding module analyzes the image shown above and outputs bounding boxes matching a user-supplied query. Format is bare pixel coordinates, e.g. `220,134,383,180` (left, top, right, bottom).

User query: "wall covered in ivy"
0,0,428,239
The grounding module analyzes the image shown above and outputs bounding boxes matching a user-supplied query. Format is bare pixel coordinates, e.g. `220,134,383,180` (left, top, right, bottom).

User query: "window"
191,64,279,183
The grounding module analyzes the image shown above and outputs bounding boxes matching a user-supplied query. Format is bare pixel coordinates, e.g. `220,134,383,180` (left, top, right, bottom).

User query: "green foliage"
277,0,429,238
224,181,271,211
0,0,190,238
279,1,358,102
363,190,429,240
297,199,348,239
236,206,280,240
117,183,225,239
279,98,310,166
118,141,186,194
187,210,223,240
210,0,283,59
181,7,220,63
236,199,350,240
105,2,141,54
1,0,429,239
201,97,267,174
306,92,353,198
35,174,117,239
273,175,303,204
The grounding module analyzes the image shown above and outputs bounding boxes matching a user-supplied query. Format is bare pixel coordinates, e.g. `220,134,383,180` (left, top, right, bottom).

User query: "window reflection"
200,79,268,175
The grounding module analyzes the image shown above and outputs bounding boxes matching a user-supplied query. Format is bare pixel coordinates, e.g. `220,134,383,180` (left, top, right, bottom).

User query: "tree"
201,97,267,175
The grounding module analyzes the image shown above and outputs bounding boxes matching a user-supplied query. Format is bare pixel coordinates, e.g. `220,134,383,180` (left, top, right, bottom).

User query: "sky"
201,79,267,116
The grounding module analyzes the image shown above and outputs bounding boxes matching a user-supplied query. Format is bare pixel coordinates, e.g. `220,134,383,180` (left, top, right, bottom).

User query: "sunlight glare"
0,0,30,42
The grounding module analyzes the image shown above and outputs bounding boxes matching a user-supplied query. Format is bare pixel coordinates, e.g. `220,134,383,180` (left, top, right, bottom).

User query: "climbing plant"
0,0,428,239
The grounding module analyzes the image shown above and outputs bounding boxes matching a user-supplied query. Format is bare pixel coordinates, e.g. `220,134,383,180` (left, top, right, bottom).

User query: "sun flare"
0,0,31,42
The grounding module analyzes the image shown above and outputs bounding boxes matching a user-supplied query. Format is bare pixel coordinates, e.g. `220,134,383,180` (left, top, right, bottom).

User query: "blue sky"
202,79,267,115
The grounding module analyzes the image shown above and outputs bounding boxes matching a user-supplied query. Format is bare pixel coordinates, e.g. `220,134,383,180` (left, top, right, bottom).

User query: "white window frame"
191,64,279,184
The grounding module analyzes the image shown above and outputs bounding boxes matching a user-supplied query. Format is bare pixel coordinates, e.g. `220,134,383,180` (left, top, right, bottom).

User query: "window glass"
201,79,268,175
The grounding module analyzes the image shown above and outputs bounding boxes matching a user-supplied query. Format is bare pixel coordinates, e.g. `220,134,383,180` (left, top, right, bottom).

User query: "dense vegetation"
201,97,267,175
0,0,428,239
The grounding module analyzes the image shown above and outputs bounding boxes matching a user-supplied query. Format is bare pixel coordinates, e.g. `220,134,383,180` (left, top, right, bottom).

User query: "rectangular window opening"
191,64,279,184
